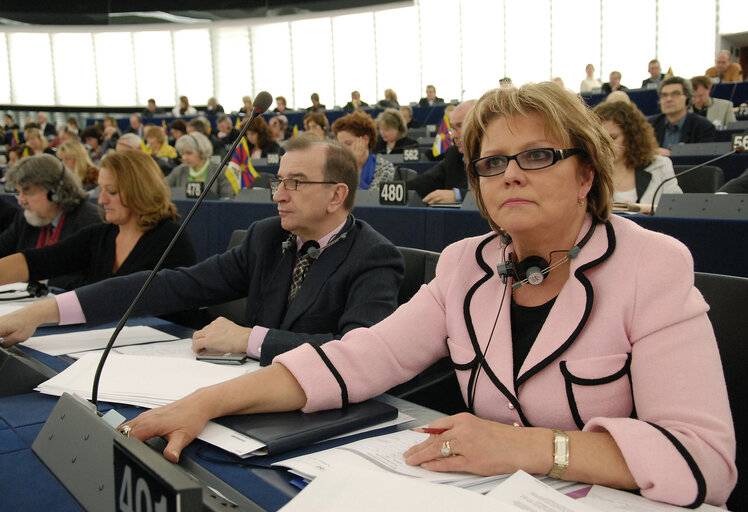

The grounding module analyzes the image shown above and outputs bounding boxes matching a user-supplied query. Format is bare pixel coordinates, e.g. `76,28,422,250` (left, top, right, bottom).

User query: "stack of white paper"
23,326,180,356
35,352,258,408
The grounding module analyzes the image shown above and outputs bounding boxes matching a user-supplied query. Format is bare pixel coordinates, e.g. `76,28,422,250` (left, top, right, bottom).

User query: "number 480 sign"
379,181,407,205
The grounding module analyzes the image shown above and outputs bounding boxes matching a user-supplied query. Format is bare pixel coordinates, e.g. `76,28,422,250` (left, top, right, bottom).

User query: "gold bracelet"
548,429,569,479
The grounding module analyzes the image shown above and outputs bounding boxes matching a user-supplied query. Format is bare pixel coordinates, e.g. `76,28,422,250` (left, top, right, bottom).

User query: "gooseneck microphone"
90,92,273,407
649,146,742,216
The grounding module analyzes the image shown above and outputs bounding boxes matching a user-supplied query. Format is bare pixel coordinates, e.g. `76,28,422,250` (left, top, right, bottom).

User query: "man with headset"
0,154,100,289
0,136,405,366
647,76,716,156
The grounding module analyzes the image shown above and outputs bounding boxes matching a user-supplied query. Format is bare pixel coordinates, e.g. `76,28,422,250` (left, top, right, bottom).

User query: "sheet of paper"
23,326,180,356
275,429,501,488
69,339,196,360
35,352,258,408
580,485,724,511
486,470,597,511
278,464,511,512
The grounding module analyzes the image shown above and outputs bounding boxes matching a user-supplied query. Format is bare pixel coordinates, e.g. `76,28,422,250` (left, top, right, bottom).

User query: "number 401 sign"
114,444,178,512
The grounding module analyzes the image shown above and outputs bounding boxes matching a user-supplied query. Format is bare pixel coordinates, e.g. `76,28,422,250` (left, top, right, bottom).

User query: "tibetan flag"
162,119,168,135
228,137,259,188
235,117,242,130
292,125,298,137
432,112,453,157
22,147,30,158
665,66,674,78
11,129,20,147
224,167,240,195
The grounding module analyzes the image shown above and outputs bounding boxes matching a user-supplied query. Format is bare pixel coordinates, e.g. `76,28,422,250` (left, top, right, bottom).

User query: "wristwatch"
548,429,569,479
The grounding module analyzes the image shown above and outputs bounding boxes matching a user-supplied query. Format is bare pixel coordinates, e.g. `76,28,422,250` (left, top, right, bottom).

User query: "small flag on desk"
432,112,453,158
228,137,259,188
11,129,20,147
235,117,242,130
665,66,674,78
162,120,168,135
292,125,298,137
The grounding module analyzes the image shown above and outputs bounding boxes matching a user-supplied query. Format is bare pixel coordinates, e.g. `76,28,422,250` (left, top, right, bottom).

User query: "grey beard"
23,209,51,228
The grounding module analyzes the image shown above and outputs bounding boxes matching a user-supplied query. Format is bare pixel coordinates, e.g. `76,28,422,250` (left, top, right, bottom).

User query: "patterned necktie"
288,241,320,303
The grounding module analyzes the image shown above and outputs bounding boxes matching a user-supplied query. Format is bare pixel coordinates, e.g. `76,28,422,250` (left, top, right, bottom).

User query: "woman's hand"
191,316,252,354
0,299,60,348
351,136,370,169
404,413,552,476
119,391,214,463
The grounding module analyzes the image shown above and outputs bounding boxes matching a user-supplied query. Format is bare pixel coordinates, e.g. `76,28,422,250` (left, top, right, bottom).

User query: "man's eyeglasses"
470,148,585,177
269,178,337,194
659,90,684,99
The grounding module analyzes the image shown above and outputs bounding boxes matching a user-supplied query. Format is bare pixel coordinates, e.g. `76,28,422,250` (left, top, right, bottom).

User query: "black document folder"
215,399,398,456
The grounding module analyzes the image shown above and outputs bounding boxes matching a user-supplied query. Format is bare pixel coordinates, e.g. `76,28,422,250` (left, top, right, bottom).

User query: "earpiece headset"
47,159,66,203
467,221,598,411
281,215,355,259
497,222,597,290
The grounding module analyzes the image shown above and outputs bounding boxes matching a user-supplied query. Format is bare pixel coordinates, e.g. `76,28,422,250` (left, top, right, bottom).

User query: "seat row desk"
174,199,748,278
0,319,443,511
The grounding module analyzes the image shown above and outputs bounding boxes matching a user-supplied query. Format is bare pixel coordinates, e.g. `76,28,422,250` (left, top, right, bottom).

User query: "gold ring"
440,440,452,457
120,425,132,437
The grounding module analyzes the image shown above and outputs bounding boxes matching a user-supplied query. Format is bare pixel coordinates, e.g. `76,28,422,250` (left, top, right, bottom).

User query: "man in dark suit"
0,154,101,289
648,76,715,156
408,100,474,204
36,112,57,139
125,113,144,138
0,136,405,366
641,59,665,89
418,85,444,107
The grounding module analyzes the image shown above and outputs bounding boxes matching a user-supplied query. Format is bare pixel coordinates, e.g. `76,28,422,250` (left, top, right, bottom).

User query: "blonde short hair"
463,82,614,233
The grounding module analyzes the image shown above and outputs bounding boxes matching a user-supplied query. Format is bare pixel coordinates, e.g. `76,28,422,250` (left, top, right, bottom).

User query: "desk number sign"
114,444,178,512
267,153,280,164
731,132,748,152
379,181,407,205
185,181,205,199
403,148,420,161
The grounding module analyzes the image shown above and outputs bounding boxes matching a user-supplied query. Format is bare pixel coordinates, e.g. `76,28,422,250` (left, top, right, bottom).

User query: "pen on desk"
413,427,448,435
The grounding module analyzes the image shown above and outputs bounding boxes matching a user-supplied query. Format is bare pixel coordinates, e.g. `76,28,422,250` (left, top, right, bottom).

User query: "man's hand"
422,189,457,205
191,316,252,354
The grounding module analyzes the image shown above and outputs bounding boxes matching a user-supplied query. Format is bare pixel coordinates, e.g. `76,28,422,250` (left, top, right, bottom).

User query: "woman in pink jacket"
120,83,735,507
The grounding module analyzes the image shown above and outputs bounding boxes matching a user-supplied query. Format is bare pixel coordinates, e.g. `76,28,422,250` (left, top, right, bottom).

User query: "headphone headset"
47,159,66,203
281,215,355,259
0,282,49,301
496,222,596,290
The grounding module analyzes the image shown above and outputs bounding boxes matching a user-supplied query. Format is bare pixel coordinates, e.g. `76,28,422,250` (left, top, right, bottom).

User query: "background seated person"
0,150,195,290
640,59,665,90
205,97,224,115
332,110,395,191
302,111,330,139
601,71,628,94
268,115,292,144
142,98,163,118
0,136,404,368
595,101,682,211
1,154,101,289
244,116,283,159
56,141,99,190
187,117,225,157
407,100,473,204
373,109,417,155
718,168,748,193
273,96,288,114
705,50,743,83
37,112,57,140
648,76,715,156
115,133,143,152
239,95,253,115
143,125,179,175
689,75,736,127
168,119,187,146
102,83,735,509
419,85,444,107
343,90,368,112
306,92,326,112
215,115,240,146
24,128,55,156
580,63,602,93
377,88,399,109
168,132,236,199
80,126,106,165
400,105,421,129
172,95,197,117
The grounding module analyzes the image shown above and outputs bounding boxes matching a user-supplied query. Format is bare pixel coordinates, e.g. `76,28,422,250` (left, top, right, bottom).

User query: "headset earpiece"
47,160,66,203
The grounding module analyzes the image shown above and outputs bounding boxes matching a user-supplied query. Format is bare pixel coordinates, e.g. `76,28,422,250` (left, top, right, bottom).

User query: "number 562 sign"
731,132,748,152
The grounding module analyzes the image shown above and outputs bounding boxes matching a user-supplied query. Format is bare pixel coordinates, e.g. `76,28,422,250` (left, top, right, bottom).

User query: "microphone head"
252,91,273,114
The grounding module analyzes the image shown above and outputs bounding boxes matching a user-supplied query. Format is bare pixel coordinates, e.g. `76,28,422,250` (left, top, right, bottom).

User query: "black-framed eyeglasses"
269,178,338,193
470,148,585,177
